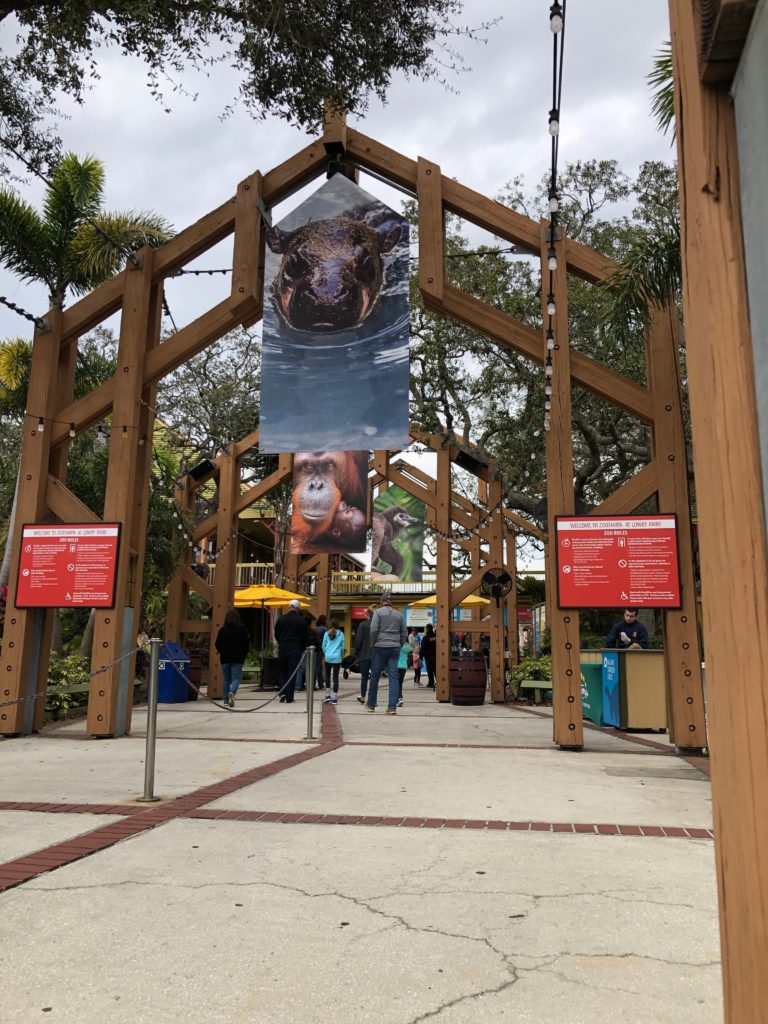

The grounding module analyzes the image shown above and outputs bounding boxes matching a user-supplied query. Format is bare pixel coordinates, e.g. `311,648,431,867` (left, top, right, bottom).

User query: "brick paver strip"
0,688,713,895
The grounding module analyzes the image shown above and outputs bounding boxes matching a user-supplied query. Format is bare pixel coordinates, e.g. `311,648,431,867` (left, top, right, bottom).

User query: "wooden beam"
179,620,211,634
699,0,758,83
441,285,655,423
590,463,659,516
417,157,444,307
0,313,63,736
503,509,546,541
647,304,707,750
541,223,583,749
435,447,452,702
88,250,156,736
208,446,239,698
45,476,101,525
179,563,214,604
230,171,264,322
670,1,768,1016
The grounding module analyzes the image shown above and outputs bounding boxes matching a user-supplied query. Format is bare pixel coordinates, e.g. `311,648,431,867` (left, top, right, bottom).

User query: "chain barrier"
0,645,141,709
159,644,307,714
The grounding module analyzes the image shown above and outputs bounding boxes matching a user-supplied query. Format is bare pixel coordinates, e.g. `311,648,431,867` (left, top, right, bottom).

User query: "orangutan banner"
259,174,410,453
371,484,425,582
290,451,369,555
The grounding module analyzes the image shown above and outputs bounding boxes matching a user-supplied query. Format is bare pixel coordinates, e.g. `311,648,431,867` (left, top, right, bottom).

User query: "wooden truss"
0,112,706,751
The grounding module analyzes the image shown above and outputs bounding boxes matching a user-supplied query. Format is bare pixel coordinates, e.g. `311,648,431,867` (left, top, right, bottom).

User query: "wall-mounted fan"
481,569,514,607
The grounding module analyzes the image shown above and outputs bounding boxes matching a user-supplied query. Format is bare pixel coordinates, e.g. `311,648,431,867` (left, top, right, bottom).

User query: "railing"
208,563,443,596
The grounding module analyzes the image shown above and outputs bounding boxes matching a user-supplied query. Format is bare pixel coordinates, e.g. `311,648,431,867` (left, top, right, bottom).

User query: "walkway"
0,683,721,1023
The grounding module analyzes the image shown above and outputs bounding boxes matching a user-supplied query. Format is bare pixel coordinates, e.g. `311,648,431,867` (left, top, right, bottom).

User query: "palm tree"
0,152,172,610
0,151,171,310
605,43,680,324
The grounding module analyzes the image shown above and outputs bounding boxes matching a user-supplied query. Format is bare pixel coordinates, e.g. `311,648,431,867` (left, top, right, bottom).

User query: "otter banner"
290,451,369,555
371,484,425,582
259,174,410,453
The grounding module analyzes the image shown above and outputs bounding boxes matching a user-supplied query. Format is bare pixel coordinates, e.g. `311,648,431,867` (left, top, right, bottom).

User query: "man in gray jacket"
366,592,407,714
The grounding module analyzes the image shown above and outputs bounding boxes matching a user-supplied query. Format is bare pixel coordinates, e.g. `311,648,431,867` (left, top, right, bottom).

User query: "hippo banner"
259,174,410,453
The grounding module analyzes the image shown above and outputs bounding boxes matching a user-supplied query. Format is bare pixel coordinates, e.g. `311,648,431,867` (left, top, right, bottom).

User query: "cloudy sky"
0,0,673,337
0,1,673,568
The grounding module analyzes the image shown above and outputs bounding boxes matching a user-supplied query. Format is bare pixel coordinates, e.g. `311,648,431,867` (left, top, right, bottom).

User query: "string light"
546,329,555,350
548,109,560,136
69,423,76,438
546,294,556,317
37,416,44,433
550,1,563,32
547,247,558,271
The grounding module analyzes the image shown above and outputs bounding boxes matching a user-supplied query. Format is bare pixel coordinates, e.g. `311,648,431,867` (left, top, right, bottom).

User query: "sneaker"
331,695,338,705
228,693,235,708
365,705,375,713
386,708,397,715
323,692,332,703
397,698,403,707
279,695,287,703
356,696,365,704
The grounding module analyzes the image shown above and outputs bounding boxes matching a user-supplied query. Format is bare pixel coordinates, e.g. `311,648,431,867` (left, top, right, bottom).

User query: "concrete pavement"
0,681,721,1023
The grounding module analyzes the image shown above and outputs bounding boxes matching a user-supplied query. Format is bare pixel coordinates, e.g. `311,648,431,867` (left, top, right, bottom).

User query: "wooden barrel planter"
449,651,488,706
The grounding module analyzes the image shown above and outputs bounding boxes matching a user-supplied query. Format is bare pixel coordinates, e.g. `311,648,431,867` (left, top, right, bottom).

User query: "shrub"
45,653,90,721
508,654,553,699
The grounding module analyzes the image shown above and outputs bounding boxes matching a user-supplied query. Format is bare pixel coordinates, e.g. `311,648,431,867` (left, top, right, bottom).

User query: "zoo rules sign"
555,516,681,608
15,524,121,608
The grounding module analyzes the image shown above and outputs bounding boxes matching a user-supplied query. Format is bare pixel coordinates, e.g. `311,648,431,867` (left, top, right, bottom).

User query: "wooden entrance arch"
0,111,705,752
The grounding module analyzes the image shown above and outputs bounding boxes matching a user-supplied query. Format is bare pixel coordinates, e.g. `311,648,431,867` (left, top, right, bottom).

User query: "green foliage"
45,653,90,721
508,655,552,697
518,575,545,603
0,152,173,307
2,1,491,168
649,40,675,139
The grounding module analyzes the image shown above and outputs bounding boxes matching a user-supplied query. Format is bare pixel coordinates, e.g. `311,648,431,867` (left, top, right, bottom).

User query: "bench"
516,679,552,703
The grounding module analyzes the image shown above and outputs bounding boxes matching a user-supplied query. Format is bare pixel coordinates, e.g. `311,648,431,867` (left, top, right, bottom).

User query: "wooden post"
207,445,239,699
669,1,768,1016
487,475,506,702
505,537,519,669
0,313,63,736
647,303,707,751
230,171,264,322
540,223,583,749
165,477,195,642
88,250,155,736
435,446,452,701
418,157,444,312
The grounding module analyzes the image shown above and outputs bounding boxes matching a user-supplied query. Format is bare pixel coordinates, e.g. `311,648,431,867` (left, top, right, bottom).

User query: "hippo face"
266,217,402,333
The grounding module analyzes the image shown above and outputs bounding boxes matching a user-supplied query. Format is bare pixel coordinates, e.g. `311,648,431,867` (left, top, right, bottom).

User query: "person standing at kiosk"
605,608,649,649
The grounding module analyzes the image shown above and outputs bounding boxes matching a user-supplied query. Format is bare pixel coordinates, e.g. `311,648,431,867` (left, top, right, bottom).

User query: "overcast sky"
0,1,673,569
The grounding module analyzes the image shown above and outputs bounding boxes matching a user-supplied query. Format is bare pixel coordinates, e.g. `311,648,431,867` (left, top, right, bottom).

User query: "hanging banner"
15,523,121,608
259,173,410,453
371,484,425,582
290,451,369,555
555,515,682,608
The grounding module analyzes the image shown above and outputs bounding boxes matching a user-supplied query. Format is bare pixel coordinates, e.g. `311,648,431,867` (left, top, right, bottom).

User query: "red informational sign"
15,523,121,609
350,606,370,620
555,515,681,608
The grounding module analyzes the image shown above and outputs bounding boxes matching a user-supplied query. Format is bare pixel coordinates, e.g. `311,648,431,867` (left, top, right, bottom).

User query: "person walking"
274,599,311,703
420,622,437,689
322,619,345,705
313,614,329,690
214,609,250,708
354,607,374,704
366,592,407,715
408,628,422,685
396,639,410,707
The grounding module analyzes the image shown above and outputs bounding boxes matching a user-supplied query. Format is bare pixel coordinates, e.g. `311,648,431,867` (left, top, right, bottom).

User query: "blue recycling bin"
157,643,190,703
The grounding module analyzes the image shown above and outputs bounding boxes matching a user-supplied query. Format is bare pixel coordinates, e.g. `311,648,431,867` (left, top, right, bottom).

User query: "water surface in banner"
259,174,410,453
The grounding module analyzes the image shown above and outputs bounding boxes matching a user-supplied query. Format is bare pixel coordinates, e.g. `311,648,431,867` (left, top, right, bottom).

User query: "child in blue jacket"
322,620,345,705
396,640,410,708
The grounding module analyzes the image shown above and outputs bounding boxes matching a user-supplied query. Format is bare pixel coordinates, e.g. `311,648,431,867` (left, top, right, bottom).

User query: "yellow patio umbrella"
234,584,309,608
410,593,490,608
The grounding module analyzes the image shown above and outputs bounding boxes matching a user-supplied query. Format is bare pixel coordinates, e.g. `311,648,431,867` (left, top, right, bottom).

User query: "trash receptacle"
158,643,190,703
580,663,604,726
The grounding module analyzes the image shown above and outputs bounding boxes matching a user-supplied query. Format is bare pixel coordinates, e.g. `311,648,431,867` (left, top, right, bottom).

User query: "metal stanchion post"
138,638,161,802
305,646,315,740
